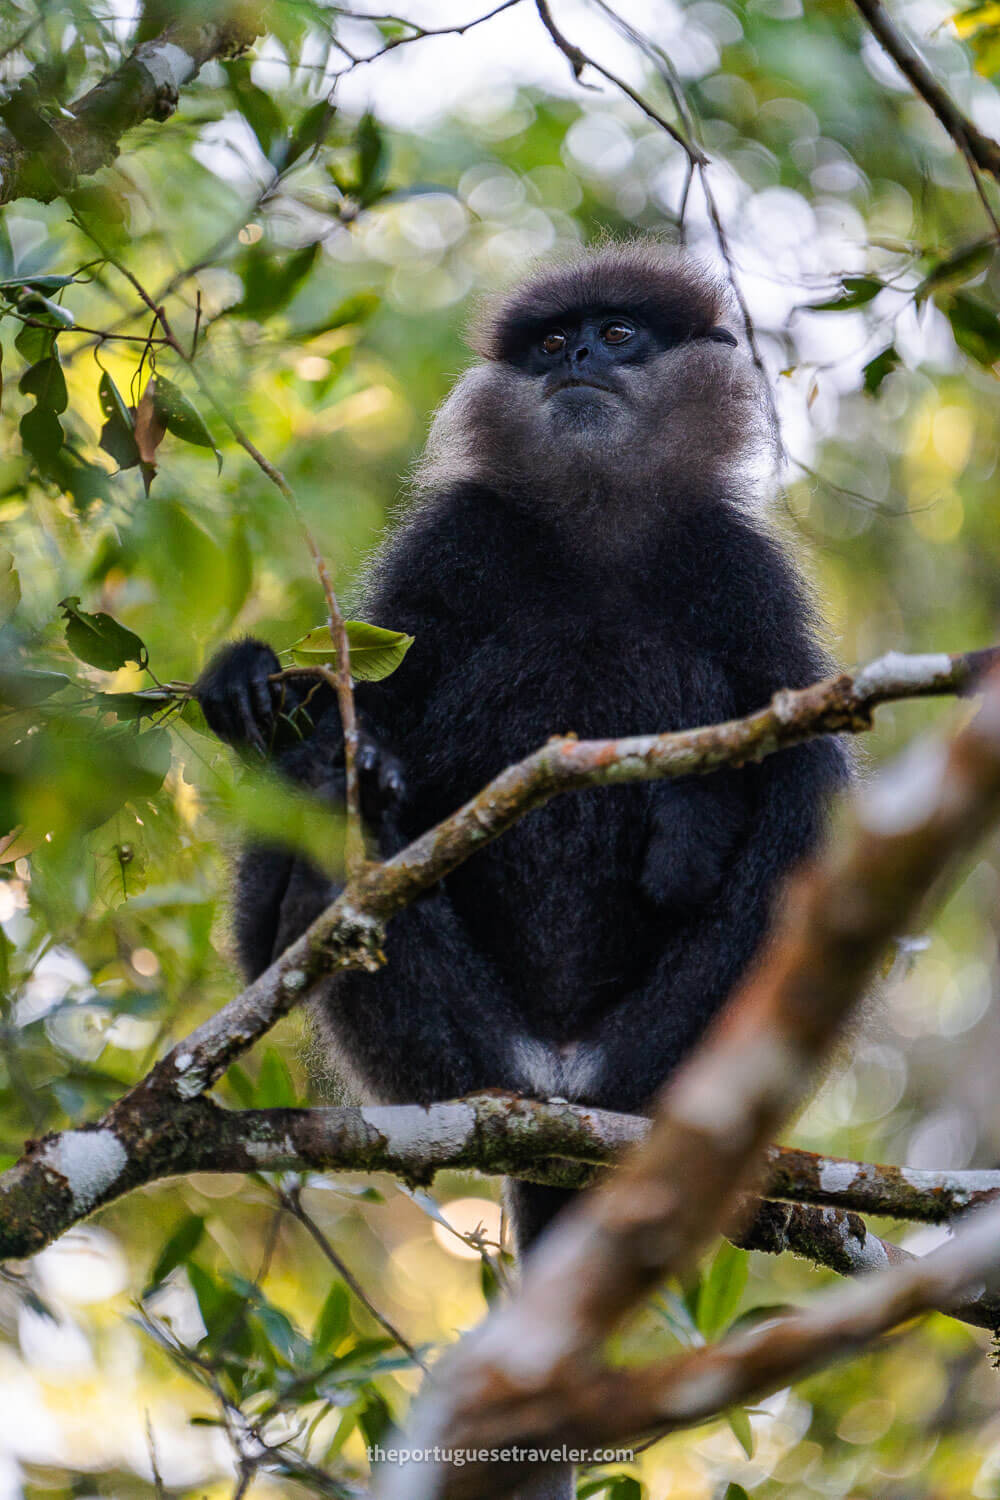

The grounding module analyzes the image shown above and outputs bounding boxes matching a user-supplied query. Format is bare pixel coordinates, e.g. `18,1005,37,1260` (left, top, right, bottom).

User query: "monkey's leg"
503,1181,578,1256
510,1463,576,1500
312,882,537,1105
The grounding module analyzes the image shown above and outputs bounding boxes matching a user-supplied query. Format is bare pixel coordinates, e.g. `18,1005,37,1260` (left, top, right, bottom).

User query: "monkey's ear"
706,327,738,347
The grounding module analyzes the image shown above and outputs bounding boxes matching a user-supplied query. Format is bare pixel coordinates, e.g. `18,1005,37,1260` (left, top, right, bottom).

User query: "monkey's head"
419,243,773,518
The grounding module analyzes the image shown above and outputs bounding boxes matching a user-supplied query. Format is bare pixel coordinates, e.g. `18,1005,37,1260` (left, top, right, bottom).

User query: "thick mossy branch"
0,8,259,206
434,1196,1000,1491
383,659,1000,1500
0,647,995,1267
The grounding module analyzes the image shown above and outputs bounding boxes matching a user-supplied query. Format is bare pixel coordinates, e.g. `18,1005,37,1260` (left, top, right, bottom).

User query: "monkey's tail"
504,1179,577,1256
501,1180,579,1500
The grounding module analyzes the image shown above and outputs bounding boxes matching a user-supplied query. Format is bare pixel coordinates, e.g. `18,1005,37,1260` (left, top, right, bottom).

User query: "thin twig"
326,0,523,81
74,229,366,875
535,0,705,162
532,1,776,446
282,1183,428,1372
852,0,1000,233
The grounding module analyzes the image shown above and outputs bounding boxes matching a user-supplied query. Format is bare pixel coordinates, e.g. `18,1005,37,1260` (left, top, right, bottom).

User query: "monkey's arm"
582,735,848,1115
598,511,851,1114
196,639,327,755
639,769,748,910
222,705,408,979
197,614,447,979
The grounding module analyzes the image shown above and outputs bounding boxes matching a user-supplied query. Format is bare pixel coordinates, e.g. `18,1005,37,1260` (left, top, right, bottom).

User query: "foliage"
0,0,999,1495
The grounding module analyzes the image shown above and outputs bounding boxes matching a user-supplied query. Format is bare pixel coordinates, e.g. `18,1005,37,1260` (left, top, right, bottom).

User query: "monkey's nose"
574,345,590,363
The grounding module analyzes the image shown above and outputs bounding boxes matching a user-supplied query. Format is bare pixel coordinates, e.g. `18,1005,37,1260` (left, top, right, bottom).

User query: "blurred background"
1,0,1000,1494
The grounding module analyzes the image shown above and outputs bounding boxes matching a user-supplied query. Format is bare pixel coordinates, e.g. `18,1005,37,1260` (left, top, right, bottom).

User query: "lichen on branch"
0,9,259,207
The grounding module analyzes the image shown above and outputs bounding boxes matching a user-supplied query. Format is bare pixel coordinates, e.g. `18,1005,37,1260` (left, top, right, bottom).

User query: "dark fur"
472,243,726,361
199,245,848,1500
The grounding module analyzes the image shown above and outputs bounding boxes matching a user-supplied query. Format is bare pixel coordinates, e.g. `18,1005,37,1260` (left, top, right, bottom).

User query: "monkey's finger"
234,683,267,755
250,673,275,736
357,739,378,776
379,756,405,802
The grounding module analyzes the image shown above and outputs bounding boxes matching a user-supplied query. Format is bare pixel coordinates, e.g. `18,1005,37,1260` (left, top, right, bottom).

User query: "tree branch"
0,9,260,207
382,659,1000,1499
6,1079,1000,1348
73,242,367,878
851,0,1000,182
734,1198,1000,1331
763,1142,1000,1222
0,647,995,1262
426,1195,1000,1497
534,0,706,164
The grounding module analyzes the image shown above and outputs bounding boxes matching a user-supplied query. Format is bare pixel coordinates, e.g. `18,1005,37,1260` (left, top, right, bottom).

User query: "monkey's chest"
404,631,736,1028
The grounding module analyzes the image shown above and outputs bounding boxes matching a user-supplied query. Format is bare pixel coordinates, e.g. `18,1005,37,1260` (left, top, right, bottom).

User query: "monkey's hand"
356,731,406,823
195,639,289,755
281,724,406,832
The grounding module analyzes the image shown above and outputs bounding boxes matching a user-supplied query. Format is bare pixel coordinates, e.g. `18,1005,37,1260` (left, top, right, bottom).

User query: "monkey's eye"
540,330,566,354
601,320,634,345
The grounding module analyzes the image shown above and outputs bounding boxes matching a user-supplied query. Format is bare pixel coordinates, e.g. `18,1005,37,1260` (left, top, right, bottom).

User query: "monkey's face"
515,308,740,448
418,249,773,505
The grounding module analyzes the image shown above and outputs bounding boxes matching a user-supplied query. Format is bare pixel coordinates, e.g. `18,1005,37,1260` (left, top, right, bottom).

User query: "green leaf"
15,291,75,329
186,1262,246,1348
288,620,414,682
178,695,212,735
358,1389,393,1448
255,1047,297,1107
233,241,319,322
0,665,70,707
696,1239,747,1339
19,403,63,465
313,1281,350,1351
297,290,380,341
59,595,148,671
804,277,882,312
0,274,75,293
578,1480,642,1500
191,758,344,872
66,182,127,243
917,240,994,303
724,1486,751,1500
288,98,335,165
151,376,221,469
945,292,1000,367
19,355,67,413
51,450,112,511
726,1302,798,1334
225,58,286,163
14,319,55,363
123,727,171,800
97,691,168,723
862,343,901,395
726,1407,755,1459
98,370,140,470
355,111,389,205
147,1215,205,1290
0,551,20,626
480,1256,503,1303
225,1063,256,1108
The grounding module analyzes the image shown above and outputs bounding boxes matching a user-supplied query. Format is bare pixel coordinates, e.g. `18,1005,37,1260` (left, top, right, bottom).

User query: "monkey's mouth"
544,377,618,399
